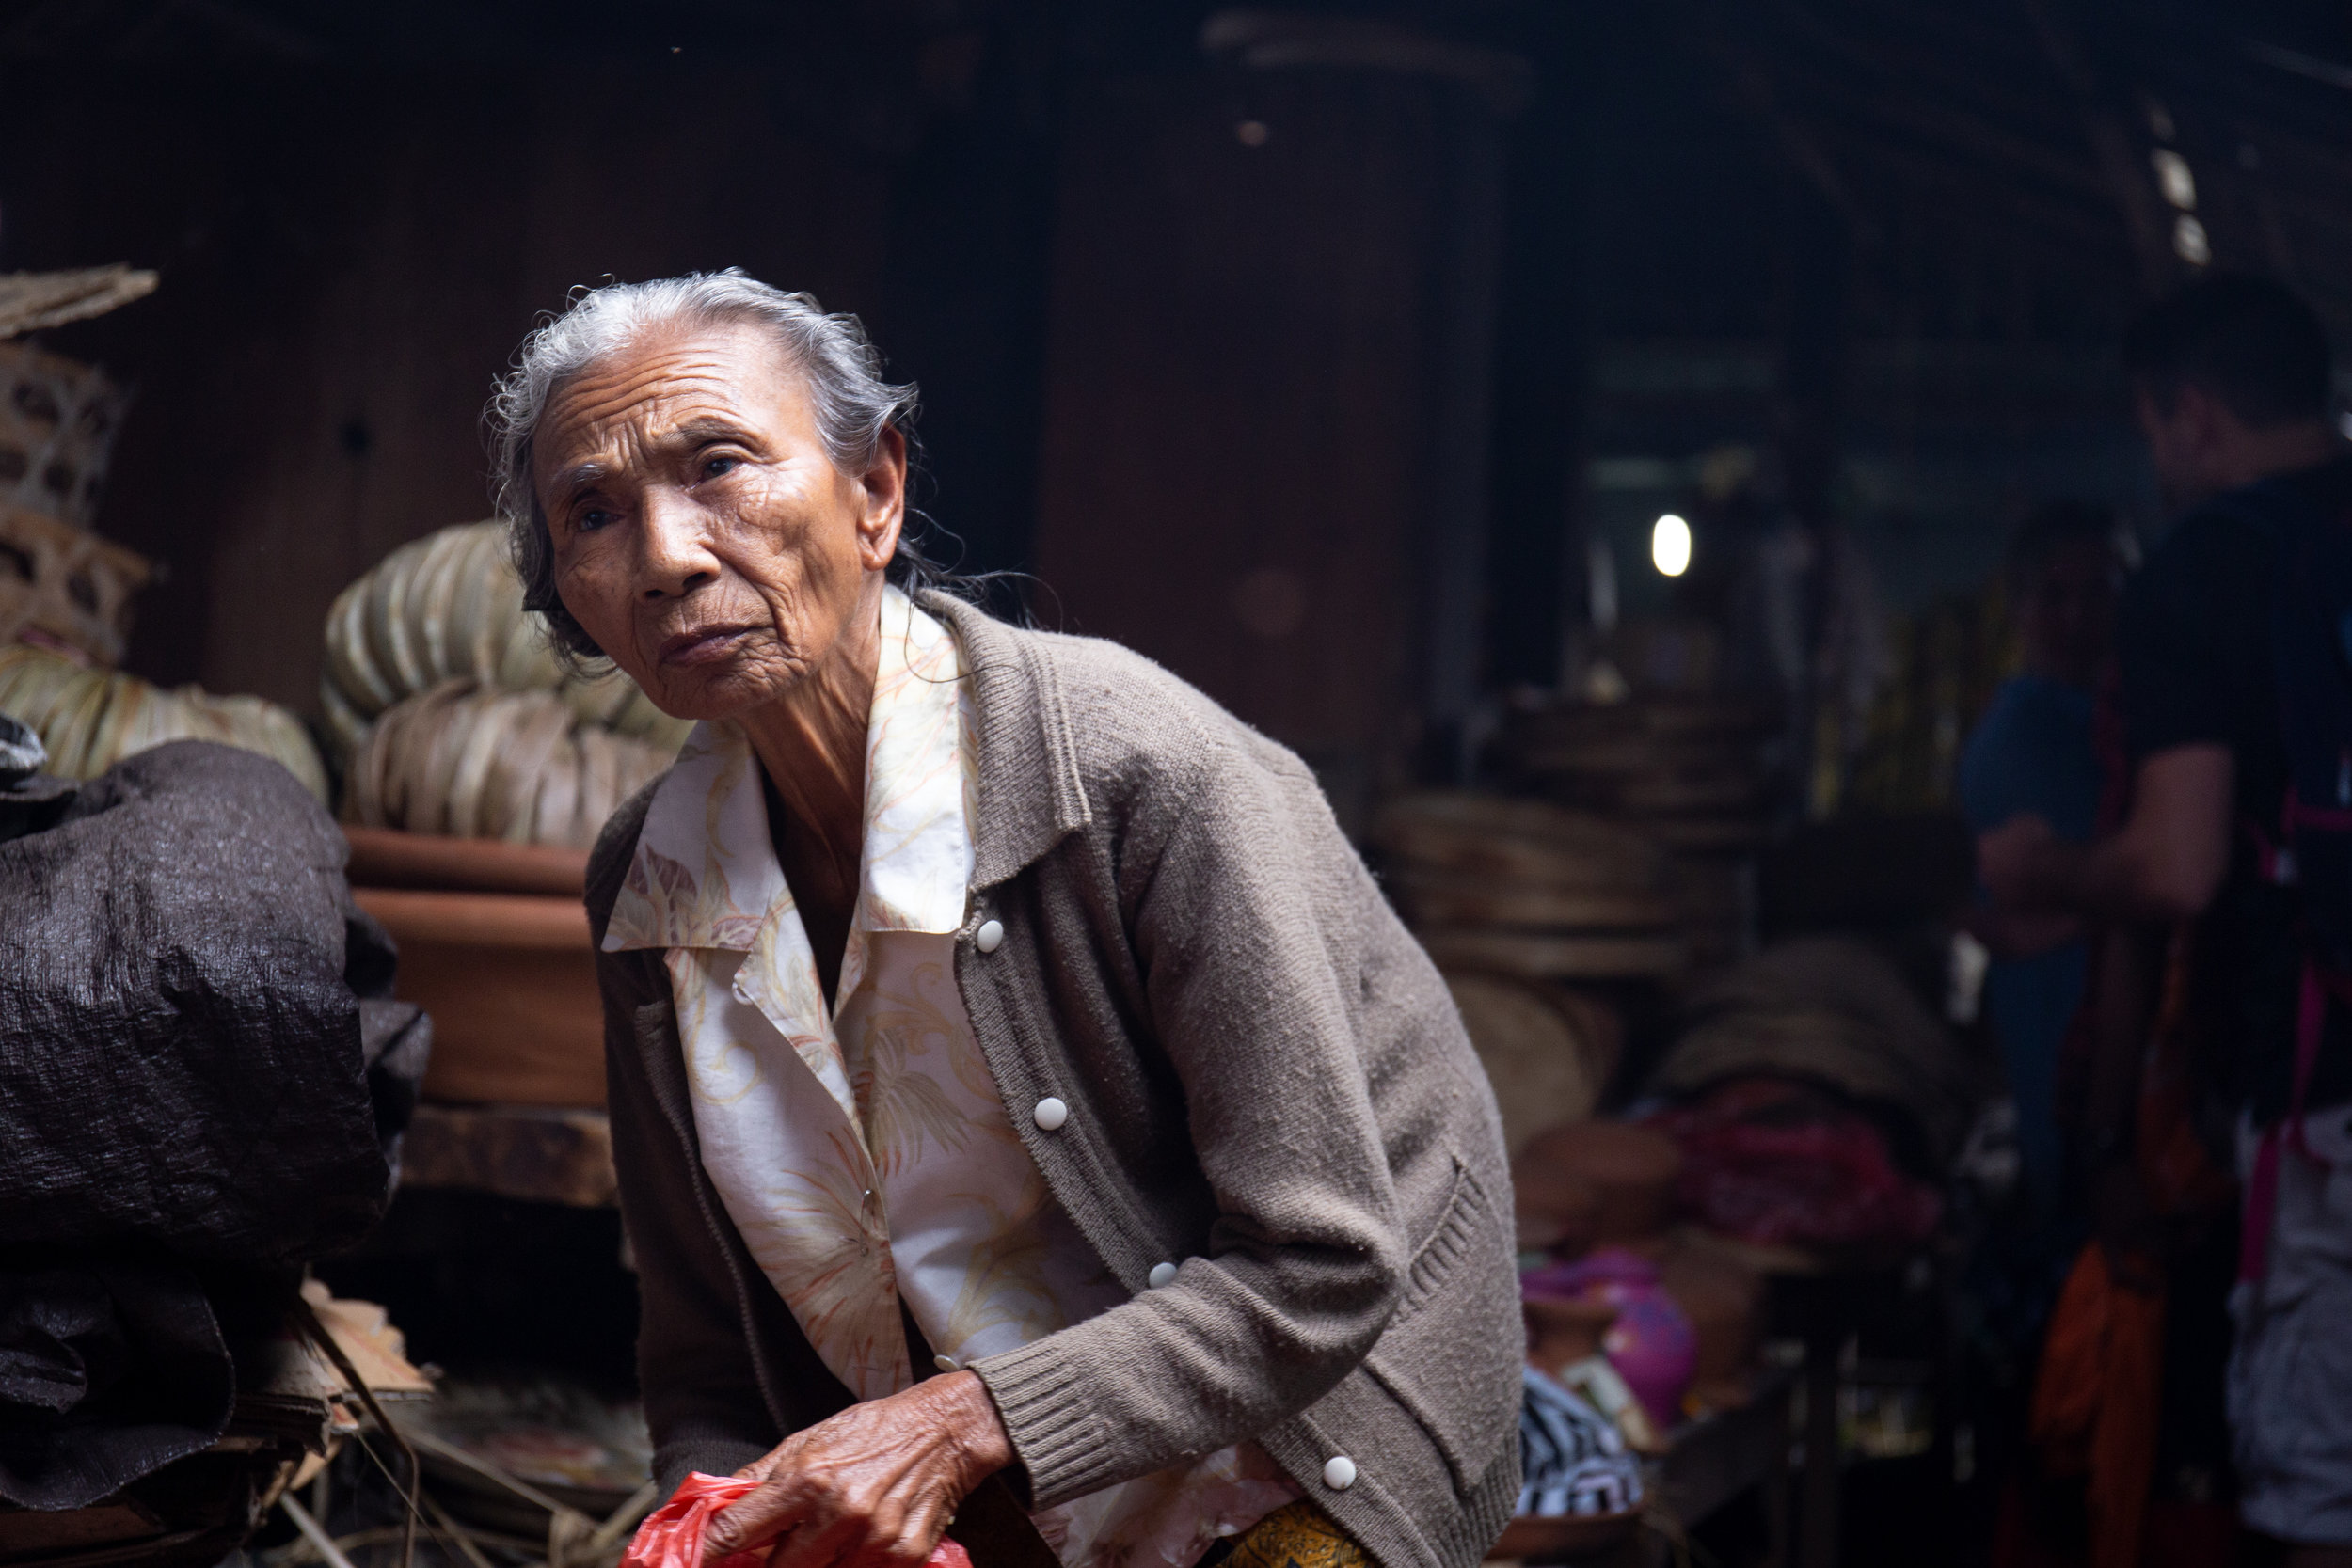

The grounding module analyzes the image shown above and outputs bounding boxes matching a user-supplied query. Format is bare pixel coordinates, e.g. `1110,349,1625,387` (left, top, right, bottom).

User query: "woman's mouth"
657,626,755,667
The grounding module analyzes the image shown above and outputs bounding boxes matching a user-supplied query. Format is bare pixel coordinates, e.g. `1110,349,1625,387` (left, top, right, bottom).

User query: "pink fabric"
1521,1248,1696,1430
1649,1082,1940,1250
2241,959,2336,1282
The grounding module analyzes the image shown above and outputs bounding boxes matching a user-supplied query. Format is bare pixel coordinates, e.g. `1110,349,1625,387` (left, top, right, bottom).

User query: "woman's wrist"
932,1370,1015,1484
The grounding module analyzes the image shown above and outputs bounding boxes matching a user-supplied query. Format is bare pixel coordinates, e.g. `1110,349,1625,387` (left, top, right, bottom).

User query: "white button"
1148,1262,1178,1289
1033,1096,1069,1132
933,1354,961,1373
976,919,1005,954
1322,1456,1358,1491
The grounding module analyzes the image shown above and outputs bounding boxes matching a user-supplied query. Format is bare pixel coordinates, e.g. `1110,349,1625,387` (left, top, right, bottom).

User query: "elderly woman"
491,272,1519,1568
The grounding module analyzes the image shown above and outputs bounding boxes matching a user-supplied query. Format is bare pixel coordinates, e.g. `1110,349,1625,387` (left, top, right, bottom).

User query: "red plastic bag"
623,1473,977,1568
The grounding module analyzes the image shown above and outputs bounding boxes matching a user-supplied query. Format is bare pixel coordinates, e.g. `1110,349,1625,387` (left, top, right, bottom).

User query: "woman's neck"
739,583,882,974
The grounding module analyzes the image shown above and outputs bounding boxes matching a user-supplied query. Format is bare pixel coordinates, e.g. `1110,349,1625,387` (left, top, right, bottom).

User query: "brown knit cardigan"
587,594,1522,1568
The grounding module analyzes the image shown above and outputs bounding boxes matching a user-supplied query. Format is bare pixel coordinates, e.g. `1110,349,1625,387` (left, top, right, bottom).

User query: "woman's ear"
855,425,909,572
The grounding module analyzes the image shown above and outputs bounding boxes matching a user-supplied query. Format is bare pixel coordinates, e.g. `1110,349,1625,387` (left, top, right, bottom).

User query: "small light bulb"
2151,149,2196,212
2172,214,2210,267
1651,514,1692,578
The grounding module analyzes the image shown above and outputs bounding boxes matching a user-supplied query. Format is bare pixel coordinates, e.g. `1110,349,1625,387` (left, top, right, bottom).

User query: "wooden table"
1492,1365,1795,1565
1648,1363,1795,1555
402,1101,618,1208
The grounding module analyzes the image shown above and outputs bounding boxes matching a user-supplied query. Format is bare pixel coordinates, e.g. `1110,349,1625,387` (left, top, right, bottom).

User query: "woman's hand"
702,1371,1013,1568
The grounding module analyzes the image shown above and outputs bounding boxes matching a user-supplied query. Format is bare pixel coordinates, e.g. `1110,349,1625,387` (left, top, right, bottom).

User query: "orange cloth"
2029,1246,2167,1568
2135,927,2236,1221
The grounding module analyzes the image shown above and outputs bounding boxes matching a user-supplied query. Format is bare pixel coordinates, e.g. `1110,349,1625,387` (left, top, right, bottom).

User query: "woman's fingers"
734,1444,791,1484
707,1433,806,1560
762,1488,945,1568
704,1472,812,1562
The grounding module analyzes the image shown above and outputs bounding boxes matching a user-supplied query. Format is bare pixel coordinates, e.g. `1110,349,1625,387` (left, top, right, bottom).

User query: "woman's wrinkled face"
534,320,904,721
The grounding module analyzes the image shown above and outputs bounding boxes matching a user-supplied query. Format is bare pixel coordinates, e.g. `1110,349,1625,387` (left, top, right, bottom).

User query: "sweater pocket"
1360,1158,1524,1497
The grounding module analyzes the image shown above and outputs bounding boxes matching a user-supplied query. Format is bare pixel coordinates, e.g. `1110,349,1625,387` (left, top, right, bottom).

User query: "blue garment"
1958,673,2100,1210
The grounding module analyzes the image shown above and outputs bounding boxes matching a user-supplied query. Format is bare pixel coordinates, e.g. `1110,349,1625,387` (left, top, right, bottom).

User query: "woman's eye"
702,454,739,480
577,507,617,532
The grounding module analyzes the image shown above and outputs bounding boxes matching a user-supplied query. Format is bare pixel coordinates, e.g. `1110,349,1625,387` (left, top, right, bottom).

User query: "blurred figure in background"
1961,502,2135,1238
1983,275,2352,1567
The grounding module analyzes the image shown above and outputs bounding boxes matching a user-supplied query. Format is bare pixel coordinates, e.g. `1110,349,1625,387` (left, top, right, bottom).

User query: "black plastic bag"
0,741,403,1260
0,1257,233,1511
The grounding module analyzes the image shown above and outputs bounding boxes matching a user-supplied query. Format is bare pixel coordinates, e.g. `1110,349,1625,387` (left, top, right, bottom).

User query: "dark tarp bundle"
0,1258,233,1512
0,738,430,1511
0,740,412,1260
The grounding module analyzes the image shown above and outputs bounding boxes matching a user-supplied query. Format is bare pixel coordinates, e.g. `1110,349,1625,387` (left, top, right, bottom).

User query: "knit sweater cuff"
972,1338,1124,1508
655,1438,769,1504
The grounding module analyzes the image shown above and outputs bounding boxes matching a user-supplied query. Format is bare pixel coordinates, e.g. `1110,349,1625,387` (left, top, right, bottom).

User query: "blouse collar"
604,584,973,956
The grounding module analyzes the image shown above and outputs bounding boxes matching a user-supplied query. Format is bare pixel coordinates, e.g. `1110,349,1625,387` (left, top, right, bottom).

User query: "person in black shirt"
1982,275,2352,1561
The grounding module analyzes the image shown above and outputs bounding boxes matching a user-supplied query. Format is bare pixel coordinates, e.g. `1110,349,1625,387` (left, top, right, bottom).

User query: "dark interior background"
5,0,2350,829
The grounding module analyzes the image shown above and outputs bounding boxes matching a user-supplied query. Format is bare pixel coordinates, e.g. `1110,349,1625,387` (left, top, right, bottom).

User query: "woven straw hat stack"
324,521,690,849
0,642,328,800
1376,791,1685,981
0,263,328,799
1374,792,1651,1156
1444,971,1624,1160
1488,696,1778,970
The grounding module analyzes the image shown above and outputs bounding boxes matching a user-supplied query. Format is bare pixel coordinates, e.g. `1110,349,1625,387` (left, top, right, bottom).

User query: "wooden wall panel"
5,68,892,711
1028,73,1454,824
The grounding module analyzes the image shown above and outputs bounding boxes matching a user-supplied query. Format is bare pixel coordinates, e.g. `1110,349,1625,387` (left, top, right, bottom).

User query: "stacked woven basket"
323,522,698,1111
1377,791,1684,981
324,522,690,849
0,643,326,800
1488,697,1777,969
0,277,327,800
0,320,138,529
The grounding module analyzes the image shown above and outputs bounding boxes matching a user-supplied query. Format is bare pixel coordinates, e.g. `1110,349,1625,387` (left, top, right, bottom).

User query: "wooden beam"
2015,0,2176,294
1778,73,2110,202
1692,8,1882,246
401,1102,617,1208
1768,0,2085,143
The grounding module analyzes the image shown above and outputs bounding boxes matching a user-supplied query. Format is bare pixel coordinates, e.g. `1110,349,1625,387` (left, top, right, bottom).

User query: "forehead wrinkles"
542,349,759,459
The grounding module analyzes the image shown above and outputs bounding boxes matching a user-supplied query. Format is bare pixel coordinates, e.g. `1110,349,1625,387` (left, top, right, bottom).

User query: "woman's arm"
967,736,1414,1509
590,787,790,1493
1979,745,2233,924
600,947,786,1495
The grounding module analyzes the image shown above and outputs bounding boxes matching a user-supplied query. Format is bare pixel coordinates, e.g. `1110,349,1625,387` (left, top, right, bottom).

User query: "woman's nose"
637,489,721,599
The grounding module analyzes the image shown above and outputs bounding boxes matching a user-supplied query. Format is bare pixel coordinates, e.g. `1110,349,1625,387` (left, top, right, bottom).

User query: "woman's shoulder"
586,772,667,935
940,595,1318,800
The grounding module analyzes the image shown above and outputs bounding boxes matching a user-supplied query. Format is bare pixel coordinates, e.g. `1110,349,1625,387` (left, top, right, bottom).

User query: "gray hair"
487,270,921,660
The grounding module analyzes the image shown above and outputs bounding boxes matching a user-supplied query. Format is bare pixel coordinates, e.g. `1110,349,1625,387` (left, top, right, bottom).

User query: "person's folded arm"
1979,743,2233,925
